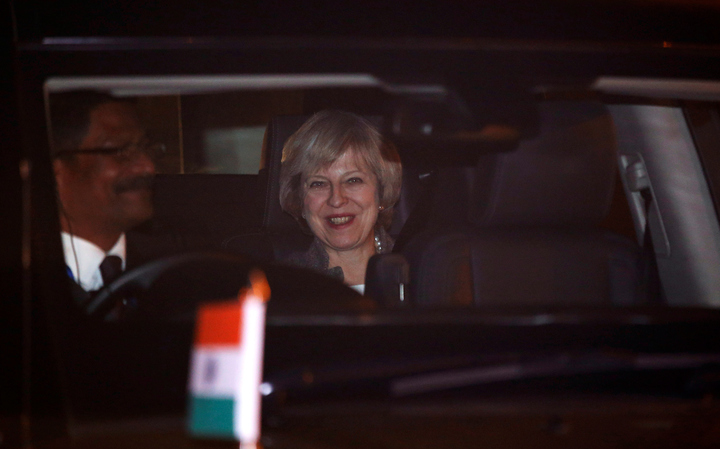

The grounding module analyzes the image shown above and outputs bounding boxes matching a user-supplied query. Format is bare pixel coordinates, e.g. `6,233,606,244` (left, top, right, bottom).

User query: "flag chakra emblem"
188,271,270,444
203,358,218,384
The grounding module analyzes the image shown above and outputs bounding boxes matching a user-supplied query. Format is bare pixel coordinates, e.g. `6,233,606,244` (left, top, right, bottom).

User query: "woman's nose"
327,184,348,207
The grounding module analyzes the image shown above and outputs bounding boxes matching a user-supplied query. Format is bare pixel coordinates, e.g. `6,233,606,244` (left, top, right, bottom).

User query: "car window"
47,87,388,175
43,74,720,311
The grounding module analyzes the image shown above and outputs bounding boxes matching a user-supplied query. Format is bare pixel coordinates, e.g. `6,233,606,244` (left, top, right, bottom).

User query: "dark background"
8,0,720,43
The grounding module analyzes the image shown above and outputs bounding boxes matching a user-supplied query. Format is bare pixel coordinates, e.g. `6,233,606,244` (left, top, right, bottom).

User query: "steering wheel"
85,251,375,321
85,252,256,320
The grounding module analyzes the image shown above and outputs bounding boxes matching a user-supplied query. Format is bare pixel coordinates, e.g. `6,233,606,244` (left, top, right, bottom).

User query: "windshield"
43,73,720,312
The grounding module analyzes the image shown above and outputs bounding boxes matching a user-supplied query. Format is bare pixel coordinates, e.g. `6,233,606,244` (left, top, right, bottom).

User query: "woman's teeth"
329,216,352,225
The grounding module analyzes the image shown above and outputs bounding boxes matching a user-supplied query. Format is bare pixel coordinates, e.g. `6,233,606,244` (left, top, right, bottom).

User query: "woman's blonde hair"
279,110,402,232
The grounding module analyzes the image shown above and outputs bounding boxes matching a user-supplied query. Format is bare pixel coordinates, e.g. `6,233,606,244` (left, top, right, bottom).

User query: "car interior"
219,100,642,309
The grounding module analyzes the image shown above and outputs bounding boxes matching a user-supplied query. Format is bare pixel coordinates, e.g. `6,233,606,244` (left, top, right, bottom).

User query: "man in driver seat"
50,91,163,304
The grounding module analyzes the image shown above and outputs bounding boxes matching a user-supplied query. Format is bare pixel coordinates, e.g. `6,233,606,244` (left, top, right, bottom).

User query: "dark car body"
6,1,720,448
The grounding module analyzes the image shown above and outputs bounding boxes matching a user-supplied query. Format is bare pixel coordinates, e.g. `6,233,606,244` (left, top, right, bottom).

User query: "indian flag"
188,271,269,443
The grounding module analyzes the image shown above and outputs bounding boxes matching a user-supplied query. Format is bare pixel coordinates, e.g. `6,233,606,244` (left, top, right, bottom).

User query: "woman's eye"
309,180,327,188
347,177,363,184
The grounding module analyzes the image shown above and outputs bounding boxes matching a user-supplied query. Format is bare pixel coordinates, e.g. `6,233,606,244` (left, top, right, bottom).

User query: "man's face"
54,102,156,238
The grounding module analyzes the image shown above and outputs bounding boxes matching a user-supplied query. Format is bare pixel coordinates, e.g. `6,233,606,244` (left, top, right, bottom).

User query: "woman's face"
302,150,379,256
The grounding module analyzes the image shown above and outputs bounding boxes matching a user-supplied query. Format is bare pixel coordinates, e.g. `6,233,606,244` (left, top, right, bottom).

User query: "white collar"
61,232,126,291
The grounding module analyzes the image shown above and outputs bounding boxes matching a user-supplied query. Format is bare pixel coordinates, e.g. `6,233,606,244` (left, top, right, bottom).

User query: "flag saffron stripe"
195,301,242,346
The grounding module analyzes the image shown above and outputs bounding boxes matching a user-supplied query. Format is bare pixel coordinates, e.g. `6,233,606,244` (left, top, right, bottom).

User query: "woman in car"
279,110,402,293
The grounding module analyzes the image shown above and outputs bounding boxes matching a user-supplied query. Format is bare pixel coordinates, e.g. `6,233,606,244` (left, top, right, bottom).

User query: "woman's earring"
378,206,384,211
301,211,306,219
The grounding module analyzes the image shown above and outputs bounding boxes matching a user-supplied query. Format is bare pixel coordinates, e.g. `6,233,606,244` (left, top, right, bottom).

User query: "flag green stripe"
188,396,236,439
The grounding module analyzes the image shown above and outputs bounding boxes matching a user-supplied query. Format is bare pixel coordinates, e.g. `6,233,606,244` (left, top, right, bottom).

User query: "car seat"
401,101,642,307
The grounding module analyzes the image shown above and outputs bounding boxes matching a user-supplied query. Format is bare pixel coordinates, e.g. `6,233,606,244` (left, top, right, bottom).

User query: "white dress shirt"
61,232,127,291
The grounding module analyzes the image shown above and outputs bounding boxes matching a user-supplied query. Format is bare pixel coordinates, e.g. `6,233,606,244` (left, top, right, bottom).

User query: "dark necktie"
99,255,123,286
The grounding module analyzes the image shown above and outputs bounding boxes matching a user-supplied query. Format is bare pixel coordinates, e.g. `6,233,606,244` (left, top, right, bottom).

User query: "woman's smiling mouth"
327,215,354,226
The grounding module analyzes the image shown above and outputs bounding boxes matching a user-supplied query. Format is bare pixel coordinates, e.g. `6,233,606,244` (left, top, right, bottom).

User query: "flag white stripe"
189,347,241,398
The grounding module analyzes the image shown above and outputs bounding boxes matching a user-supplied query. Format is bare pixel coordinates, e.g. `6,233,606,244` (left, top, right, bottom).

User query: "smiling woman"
278,110,402,289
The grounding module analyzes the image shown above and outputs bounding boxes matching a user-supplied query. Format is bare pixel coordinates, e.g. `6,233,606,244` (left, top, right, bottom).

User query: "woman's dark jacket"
282,227,394,282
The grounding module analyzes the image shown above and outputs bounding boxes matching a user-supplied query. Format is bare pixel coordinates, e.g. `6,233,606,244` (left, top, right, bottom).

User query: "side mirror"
365,253,410,308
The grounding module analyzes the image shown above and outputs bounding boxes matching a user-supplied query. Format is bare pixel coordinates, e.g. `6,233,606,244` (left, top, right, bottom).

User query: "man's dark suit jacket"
57,227,203,421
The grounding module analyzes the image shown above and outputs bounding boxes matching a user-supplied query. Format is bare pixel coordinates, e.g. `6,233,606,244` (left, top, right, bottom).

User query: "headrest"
262,115,309,234
468,101,617,227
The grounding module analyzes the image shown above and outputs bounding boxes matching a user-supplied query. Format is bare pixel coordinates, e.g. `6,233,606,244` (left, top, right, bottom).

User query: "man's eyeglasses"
54,141,167,162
